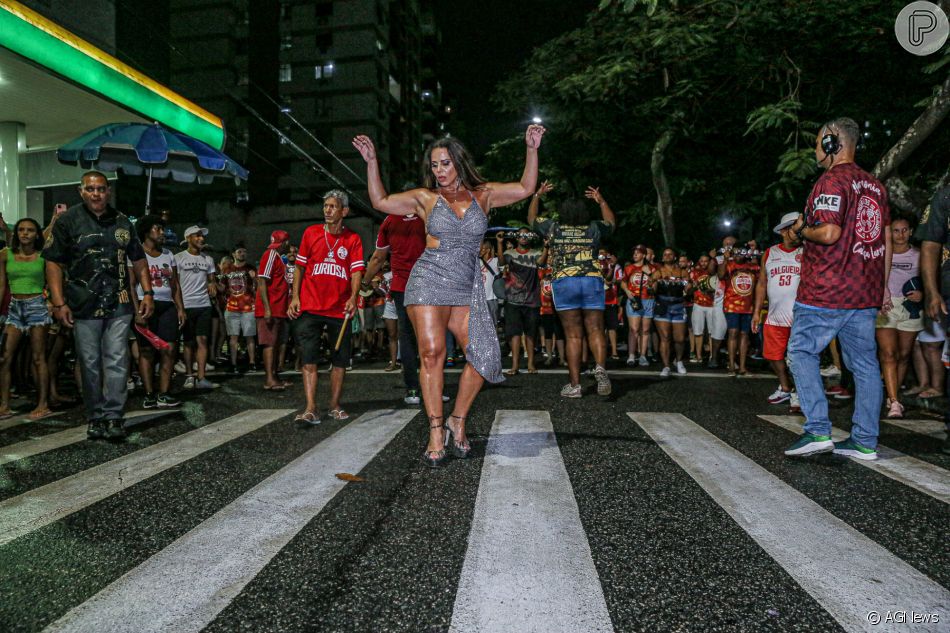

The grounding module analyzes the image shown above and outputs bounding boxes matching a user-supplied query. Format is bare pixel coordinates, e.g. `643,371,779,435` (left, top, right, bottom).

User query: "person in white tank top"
753,213,803,405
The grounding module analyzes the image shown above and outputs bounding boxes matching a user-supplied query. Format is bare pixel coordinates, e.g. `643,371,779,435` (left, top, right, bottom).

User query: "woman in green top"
0,218,52,420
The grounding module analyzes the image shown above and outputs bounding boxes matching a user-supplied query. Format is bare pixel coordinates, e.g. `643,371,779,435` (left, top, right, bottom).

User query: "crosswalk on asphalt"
0,402,947,632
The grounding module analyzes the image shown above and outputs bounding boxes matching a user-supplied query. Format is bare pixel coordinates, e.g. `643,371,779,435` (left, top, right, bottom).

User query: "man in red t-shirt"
785,117,891,460
717,242,759,376
288,190,364,424
221,244,257,372
361,212,427,403
256,230,291,390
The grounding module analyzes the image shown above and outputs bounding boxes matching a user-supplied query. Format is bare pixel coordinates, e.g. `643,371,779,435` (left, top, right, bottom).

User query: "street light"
531,116,543,124
723,220,732,228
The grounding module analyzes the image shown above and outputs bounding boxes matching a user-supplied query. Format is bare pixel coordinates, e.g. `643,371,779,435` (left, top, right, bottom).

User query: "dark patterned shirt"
44,203,145,319
913,186,950,298
797,163,890,310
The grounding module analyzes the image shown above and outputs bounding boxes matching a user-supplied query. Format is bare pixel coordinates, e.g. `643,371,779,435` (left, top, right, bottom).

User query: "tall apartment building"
169,0,440,215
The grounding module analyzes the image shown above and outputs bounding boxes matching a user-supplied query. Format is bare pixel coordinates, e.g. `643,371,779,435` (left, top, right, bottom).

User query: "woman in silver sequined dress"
353,125,545,467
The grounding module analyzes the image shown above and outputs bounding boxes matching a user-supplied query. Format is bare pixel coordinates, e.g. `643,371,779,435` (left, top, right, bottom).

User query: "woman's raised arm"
353,135,434,217
485,125,546,210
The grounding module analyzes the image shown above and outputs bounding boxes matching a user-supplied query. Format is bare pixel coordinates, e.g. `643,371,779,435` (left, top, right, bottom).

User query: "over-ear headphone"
820,130,841,157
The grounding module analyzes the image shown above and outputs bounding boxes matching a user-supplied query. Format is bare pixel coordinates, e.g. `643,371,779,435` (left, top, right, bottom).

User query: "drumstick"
334,312,352,351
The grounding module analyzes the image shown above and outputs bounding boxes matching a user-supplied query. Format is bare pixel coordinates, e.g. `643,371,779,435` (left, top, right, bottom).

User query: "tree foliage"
488,0,949,255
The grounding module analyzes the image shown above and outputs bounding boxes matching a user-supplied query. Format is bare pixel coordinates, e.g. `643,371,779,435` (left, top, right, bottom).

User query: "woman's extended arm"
353,135,433,217
485,125,546,209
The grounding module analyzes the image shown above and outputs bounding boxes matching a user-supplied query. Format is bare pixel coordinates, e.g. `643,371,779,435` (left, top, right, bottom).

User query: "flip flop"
328,408,350,421
0,411,13,421
503,369,520,376
294,411,320,426
263,384,286,391
28,409,55,421
918,388,943,399
526,368,539,374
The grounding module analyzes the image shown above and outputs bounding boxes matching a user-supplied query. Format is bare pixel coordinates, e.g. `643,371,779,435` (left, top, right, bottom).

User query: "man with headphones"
783,117,891,461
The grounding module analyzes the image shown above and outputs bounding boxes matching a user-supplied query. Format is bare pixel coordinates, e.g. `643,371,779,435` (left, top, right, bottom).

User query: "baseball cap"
773,212,800,234
184,225,208,239
267,229,290,249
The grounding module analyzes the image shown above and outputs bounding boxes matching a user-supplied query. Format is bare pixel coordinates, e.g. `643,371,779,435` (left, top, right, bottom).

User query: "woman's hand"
525,125,546,149
536,180,554,197
352,135,377,162
585,186,604,205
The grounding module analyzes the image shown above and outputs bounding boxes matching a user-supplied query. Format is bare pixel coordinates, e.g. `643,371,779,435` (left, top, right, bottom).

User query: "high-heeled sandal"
445,414,471,459
421,415,448,468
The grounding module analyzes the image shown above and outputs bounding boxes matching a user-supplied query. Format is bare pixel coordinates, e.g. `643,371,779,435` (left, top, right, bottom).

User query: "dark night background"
432,0,595,157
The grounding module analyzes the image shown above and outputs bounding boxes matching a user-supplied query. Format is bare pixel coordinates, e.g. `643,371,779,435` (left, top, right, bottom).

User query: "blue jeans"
74,315,133,421
390,291,420,391
787,303,881,449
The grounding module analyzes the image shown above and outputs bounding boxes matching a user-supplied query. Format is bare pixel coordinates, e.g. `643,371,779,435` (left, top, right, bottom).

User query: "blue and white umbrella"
57,122,249,211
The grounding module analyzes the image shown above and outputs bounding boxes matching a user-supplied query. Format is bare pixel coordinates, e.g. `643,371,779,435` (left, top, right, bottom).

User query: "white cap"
773,212,800,234
183,225,208,239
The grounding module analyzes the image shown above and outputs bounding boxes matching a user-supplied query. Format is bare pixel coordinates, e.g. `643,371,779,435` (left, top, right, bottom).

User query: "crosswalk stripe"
343,368,772,379
885,418,947,440
450,410,613,633
629,412,950,633
0,410,179,466
43,409,417,633
759,415,950,505
0,409,294,547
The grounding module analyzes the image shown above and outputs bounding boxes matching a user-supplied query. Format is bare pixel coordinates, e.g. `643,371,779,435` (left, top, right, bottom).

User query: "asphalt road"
1,358,948,633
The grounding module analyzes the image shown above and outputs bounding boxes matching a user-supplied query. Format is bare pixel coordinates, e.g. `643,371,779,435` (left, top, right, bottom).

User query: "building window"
279,64,292,82
315,63,335,79
315,32,332,54
281,35,293,51
389,75,401,103
376,39,384,52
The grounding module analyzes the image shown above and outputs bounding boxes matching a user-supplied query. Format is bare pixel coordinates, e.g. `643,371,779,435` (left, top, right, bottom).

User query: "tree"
491,0,949,254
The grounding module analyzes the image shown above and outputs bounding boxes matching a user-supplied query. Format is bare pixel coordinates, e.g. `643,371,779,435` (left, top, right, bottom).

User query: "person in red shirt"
784,117,891,460
717,242,759,376
361,211,427,404
622,245,654,366
288,191,364,425
600,249,622,360
255,230,291,390
221,245,257,372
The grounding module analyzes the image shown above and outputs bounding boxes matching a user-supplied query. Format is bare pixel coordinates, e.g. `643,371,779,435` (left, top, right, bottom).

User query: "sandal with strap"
328,408,350,420
422,415,448,468
445,414,471,459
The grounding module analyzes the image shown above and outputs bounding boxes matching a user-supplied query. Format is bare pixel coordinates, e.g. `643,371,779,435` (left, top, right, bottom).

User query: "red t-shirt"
297,224,365,318
255,249,288,318
221,263,255,313
723,261,758,314
539,266,554,315
376,214,425,293
623,263,654,300
690,269,714,308
797,163,890,309
602,262,621,305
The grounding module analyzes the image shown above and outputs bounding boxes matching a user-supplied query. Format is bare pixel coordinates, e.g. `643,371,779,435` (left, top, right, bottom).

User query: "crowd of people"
2,117,948,463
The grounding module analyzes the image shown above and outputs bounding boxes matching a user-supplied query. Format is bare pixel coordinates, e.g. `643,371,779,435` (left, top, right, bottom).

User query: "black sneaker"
143,393,158,409
104,418,127,441
157,393,181,408
87,419,107,440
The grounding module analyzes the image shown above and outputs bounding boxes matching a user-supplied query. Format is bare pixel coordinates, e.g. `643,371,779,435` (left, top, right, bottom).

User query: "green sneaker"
832,437,878,461
784,433,834,457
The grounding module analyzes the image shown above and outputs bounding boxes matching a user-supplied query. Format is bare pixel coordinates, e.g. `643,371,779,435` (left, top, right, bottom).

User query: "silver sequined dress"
404,195,503,383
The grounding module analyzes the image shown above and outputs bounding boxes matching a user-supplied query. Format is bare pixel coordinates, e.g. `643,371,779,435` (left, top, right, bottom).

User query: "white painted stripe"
0,410,179,466
759,415,950,505
44,409,416,633
343,368,771,379
630,412,950,633
450,410,613,633
884,418,947,440
0,412,42,432
0,409,293,547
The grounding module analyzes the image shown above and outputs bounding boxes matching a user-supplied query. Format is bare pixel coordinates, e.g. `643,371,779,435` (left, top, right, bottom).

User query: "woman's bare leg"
408,305,451,453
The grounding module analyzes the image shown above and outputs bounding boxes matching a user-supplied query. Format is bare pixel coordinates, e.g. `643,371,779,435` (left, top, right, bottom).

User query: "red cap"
267,230,290,249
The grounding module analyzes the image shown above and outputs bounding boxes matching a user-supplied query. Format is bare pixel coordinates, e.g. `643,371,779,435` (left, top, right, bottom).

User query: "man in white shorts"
690,254,726,367
753,212,802,407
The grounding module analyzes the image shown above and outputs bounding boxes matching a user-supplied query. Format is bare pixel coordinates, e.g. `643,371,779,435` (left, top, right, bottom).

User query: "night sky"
432,0,595,157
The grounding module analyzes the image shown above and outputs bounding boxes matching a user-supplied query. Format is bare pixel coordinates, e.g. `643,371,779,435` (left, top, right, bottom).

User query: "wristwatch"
142,289,155,296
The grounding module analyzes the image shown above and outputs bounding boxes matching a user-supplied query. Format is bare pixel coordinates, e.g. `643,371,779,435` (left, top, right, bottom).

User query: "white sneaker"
195,378,219,390
560,383,582,398
820,365,841,378
885,399,905,419
659,366,671,377
174,361,186,374
593,365,611,396
768,388,791,404
183,376,196,389
638,356,649,367
675,361,687,375
626,356,637,366
126,378,135,391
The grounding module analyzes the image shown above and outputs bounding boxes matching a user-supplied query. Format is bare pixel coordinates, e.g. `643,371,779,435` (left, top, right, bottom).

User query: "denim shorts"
625,298,655,319
725,312,753,333
7,295,52,331
653,298,686,323
552,276,605,311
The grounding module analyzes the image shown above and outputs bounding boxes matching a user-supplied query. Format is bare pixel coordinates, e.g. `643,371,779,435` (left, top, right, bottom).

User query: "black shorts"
539,312,564,339
604,304,620,330
183,306,214,342
294,313,352,367
136,301,179,348
504,303,540,339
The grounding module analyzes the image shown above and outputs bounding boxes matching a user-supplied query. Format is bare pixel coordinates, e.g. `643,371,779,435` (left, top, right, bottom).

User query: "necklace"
324,227,341,259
